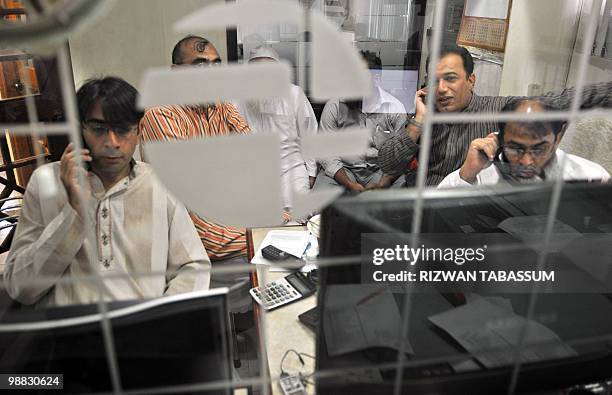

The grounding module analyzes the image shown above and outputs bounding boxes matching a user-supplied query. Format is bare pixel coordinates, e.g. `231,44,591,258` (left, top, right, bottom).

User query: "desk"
247,226,317,395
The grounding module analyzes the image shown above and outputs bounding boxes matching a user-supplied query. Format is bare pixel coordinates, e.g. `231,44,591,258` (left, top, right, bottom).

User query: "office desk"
247,226,317,395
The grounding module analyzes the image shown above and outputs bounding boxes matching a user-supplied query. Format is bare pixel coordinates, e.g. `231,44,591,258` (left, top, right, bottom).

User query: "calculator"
250,271,316,310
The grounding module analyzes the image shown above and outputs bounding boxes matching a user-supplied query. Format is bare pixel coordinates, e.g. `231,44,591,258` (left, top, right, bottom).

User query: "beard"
496,161,543,183
509,164,541,181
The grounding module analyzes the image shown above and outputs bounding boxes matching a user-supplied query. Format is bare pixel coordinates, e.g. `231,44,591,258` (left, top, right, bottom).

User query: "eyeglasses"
190,58,222,68
84,121,138,137
503,144,552,159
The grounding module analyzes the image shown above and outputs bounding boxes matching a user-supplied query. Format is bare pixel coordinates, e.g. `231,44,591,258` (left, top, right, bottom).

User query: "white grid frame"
0,0,610,394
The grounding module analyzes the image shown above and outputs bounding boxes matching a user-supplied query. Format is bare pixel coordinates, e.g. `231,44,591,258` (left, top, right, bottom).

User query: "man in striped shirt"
378,45,611,186
139,35,250,263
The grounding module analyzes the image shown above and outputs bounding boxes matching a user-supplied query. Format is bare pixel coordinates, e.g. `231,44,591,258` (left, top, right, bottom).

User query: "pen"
302,241,311,259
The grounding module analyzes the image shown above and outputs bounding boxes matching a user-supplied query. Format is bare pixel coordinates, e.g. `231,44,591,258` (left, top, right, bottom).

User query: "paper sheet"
139,62,292,107
300,127,371,161
323,284,410,357
428,298,576,368
144,135,283,228
251,230,312,272
174,0,303,32
311,7,371,101
498,215,581,252
292,187,343,221
498,215,579,235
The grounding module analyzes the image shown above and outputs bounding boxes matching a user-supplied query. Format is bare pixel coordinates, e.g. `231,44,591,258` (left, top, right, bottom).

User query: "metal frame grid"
0,0,611,394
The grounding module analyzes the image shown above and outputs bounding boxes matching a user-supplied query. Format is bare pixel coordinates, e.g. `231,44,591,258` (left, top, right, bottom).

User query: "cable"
279,348,316,387
280,349,305,376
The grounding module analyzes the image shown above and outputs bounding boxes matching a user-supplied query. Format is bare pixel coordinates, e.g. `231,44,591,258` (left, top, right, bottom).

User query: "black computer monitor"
0,289,233,394
316,182,612,394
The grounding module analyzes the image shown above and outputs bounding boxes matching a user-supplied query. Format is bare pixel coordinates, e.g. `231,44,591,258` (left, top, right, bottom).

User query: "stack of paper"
322,284,410,357
251,230,314,272
428,298,576,368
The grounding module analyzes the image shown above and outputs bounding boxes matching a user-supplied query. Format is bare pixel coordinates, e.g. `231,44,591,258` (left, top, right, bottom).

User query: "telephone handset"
476,131,512,180
492,132,504,162
419,83,428,106
489,132,516,178
476,132,503,163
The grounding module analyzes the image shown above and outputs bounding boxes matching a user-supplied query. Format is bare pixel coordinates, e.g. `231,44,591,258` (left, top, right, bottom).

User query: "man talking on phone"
438,98,610,187
378,45,611,186
4,77,210,307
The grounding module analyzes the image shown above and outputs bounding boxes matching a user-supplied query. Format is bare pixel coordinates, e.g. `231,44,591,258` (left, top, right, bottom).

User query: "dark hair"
172,35,210,65
499,99,567,140
77,77,143,126
360,50,382,70
426,45,474,77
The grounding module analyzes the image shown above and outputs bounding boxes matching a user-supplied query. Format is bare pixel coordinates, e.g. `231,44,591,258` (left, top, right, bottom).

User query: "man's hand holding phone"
415,87,428,121
60,143,93,217
459,132,499,184
406,88,428,143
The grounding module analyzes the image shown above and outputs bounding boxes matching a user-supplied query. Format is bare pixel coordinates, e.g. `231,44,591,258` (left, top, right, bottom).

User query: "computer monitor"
316,182,612,394
0,289,233,394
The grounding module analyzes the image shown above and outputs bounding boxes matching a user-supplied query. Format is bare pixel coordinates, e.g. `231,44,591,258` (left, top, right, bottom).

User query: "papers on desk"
428,298,576,368
498,215,581,252
251,230,317,272
323,284,411,357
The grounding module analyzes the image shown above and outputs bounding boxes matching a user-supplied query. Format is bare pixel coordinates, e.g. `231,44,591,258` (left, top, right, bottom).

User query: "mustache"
496,162,539,180
95,151,123,158
509,164,538,176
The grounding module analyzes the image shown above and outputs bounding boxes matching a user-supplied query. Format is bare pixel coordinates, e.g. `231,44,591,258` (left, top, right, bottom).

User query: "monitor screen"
316,182,612,394
0,289,233,394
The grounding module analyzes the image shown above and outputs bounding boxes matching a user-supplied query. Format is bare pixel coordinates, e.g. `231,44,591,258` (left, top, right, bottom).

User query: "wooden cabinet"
0,55,40,101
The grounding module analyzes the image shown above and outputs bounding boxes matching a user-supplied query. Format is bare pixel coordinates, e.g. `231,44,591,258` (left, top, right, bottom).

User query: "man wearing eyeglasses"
4,77,211,306
439,99,610,187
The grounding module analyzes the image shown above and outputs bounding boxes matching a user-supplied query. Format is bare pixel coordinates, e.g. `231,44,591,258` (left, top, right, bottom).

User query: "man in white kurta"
3,77,210,307
234,47,317,215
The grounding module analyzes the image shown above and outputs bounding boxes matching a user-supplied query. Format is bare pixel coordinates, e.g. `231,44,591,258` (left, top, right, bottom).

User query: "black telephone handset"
476,131,508,179
493,132,504,162
489,132,516,178
419,83,428,105
478,131,504,163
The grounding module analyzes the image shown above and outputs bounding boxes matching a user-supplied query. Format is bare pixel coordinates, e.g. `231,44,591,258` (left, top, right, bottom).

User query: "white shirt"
439,150,611,188
234,84,318,177
362,85,407,115
4,161,211,307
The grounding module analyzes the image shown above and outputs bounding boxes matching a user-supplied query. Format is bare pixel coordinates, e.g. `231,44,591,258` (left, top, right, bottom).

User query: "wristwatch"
407,116,423,129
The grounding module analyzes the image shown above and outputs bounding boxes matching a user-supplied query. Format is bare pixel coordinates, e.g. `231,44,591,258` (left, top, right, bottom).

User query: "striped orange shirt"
139,103,250,260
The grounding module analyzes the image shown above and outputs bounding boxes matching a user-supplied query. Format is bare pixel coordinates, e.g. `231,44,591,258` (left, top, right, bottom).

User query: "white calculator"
250,272,316,311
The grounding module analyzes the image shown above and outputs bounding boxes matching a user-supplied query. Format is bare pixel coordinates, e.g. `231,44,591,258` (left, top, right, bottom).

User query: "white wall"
569,56,612,84
499,0,581,96
561,0,612,170
418,0,436,87
566,0,612,85
69,0,226,90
